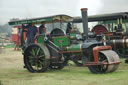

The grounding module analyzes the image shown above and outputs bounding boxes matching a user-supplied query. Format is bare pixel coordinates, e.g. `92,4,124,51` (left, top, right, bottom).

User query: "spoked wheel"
88,50,120,74
24,44,50,73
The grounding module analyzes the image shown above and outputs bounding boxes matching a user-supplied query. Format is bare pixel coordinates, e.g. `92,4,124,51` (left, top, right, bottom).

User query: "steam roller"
8,8,121,74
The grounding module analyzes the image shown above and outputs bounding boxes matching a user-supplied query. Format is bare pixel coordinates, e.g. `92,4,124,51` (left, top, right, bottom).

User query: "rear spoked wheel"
24,44,50,73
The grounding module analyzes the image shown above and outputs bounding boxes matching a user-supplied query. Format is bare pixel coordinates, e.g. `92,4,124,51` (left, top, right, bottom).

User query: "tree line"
0,23,12,36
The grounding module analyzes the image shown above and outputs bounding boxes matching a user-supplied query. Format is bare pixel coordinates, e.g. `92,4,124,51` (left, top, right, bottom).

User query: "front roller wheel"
88,50,120,74
24,44,50,73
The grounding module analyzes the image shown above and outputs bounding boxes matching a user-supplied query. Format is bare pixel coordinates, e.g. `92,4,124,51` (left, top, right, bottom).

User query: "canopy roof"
9,14,73,26
73,12,128,23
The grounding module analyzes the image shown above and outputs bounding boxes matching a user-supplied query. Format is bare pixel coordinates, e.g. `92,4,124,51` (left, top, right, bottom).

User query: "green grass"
5,44,15,48
0,48,128,85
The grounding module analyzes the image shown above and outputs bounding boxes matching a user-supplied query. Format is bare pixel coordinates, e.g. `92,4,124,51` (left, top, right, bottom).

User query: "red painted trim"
14,26,22,28
57,50,82,53
23,32,26,40
93,46,112,62
35,39,37,43
24,29,28,31
105,33,113,36
84,61,121,66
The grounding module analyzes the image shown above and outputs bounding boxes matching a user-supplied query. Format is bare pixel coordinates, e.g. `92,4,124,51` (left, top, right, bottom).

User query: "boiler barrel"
108,39,128,49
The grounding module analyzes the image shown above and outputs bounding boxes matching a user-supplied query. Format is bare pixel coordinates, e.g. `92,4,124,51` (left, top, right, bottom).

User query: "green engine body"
37,33,82,53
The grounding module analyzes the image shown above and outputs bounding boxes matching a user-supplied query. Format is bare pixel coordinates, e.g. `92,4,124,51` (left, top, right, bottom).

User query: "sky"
0,0,128,25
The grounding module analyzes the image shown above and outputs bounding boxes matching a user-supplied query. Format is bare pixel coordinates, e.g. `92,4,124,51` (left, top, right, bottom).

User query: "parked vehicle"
73,12,128,59
8,8,120,74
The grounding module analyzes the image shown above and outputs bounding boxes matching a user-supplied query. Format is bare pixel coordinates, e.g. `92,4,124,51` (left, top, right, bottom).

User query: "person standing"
26,23,38,44
66,22,72,34
39,23,46,35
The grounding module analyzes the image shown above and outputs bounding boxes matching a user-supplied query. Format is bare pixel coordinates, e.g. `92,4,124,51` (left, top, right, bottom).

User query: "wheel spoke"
39,57,45,61
102,65,106,71
29,60,36,66
35,62,39,70
28,56,34,63
29,55,33,57
28,59,33,63
89,53,109,73
102,59,108,62
31,48,36,56
36,48,40,55
40,52,45,56
39,61,45,67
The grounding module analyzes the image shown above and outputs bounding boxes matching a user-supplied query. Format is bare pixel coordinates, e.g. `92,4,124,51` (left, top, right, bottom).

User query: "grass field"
0,48,128,85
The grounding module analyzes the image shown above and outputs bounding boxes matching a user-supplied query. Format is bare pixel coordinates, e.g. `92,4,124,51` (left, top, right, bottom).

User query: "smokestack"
81,8,88,39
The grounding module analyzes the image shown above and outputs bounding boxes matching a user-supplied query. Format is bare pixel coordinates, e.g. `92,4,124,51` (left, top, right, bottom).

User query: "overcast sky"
0,0,128,25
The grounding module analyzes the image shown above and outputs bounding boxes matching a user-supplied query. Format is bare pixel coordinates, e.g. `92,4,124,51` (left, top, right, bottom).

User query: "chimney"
81,8,88,39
